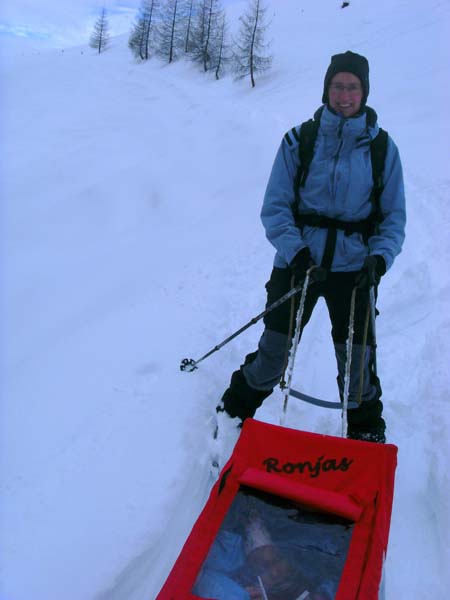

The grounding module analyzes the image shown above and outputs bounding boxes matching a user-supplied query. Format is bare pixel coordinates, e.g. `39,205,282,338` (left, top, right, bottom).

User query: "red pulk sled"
157,419,397,600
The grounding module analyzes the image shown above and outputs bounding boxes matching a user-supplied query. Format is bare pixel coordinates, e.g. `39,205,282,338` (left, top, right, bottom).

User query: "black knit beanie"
322,51,370,106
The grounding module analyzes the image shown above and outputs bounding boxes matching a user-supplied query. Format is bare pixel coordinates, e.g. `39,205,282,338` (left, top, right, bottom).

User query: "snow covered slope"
1,0,449,598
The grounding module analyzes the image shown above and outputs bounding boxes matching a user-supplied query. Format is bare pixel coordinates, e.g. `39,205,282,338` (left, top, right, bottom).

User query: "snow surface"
1,0,450,598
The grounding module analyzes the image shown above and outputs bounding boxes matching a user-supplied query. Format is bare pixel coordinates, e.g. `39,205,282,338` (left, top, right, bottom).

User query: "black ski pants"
263,267,375,343
238,267,383,428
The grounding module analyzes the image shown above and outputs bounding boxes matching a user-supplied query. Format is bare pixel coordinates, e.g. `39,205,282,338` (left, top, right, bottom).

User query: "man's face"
328,72,363,117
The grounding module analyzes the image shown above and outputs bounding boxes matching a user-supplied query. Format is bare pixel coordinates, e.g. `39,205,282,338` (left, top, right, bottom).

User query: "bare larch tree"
183,0,196,54
233,0,272,87
90,8,110,54
214,13,229,80
190,0,225,73
129,0,160,60
158,0,183,63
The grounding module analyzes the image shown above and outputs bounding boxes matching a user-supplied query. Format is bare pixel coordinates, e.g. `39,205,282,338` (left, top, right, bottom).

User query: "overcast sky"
0,1,139,47
0,0,238,49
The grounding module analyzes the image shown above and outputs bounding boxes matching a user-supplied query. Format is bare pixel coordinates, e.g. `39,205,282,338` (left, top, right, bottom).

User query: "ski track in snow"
1,0,450,599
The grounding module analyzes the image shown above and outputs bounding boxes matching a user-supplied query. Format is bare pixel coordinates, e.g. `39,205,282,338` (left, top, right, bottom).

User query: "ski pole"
354,282,381,406
180,266,325,372
355,291,371,407
369,286,378,377
342,286,357,438
279,268,313,426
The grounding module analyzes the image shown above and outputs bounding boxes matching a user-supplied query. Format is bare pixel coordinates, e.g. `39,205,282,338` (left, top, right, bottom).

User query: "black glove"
355,255,386,289
289,247,314,285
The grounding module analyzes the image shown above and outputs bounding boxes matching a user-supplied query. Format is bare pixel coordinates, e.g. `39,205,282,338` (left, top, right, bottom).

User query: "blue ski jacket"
261,105,406,272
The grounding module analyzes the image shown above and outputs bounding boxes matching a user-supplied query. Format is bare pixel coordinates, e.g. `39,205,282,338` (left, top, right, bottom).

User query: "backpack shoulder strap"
369,127,389,222
297,118,320,187
293,106,323,204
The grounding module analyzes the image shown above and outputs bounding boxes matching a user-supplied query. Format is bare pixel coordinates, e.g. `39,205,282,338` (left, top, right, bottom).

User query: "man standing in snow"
219,51,406,443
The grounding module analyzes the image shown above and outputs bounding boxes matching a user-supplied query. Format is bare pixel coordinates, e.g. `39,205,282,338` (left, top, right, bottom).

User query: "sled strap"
289,387,358,410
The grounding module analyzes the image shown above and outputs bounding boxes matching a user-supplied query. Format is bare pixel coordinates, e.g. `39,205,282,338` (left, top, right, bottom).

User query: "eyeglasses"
329,83,362,94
